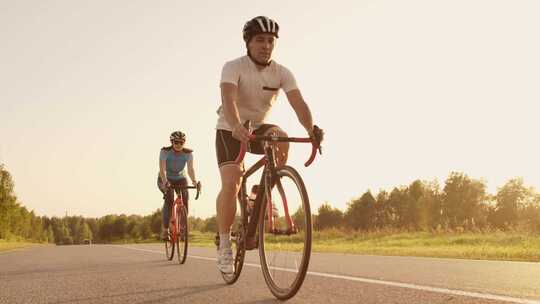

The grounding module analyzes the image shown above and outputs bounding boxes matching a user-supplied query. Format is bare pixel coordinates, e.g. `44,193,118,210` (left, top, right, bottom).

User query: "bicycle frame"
169,190,185,243
167,184,200,242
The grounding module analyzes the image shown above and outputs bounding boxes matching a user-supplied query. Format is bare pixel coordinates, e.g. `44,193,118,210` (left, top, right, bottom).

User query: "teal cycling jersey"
159,147,192,181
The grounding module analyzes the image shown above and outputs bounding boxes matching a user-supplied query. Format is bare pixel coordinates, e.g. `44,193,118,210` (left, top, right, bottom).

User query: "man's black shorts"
215,124,279,167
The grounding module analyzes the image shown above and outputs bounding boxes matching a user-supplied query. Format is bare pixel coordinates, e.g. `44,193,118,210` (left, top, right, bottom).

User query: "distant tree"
291,206,308,231
345,191,376,230
315,203,343,230
387,187,408,228
189,216,205,232
490,178,534,228
416,180,443,230
139,222,153,239
81,222,92,241
203,216,218,233
85,218,99,241
61,223,72,245
98,215,116,242
29,214,44,241
10,206,31,239
0,164,18,238
519,193,540,231
126,215,141,240
402,180,424,230
442,172,487,229
68,216,85,244
46,225,55,243
150,209,162,235
112,215,128,240
373,191,391,229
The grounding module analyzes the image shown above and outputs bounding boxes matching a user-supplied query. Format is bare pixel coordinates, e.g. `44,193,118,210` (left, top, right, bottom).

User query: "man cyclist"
215,16,323,274
157,131,199,240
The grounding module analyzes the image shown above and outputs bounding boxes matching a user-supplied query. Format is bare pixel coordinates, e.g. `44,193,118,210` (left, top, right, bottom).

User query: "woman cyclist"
157,131,199,239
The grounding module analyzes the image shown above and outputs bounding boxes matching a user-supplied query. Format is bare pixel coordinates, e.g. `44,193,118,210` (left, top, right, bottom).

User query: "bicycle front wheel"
176,205,188,264
258,165,312,300
165,219,175,261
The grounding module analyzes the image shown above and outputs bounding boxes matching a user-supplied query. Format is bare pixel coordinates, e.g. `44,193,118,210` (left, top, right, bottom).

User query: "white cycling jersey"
216,55,298,131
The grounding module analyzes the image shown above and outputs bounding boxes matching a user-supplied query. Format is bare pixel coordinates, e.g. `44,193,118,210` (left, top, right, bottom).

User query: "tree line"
315,172,540,232
0,164,220,244
2,164,539,245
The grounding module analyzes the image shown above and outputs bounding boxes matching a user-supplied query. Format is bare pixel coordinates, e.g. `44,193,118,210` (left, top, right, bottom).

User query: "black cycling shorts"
215,124,279,167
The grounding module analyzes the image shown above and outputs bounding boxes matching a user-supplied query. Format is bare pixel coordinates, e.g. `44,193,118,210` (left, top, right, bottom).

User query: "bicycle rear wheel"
258,165,312,300
218,218,246,285
176,205,188,264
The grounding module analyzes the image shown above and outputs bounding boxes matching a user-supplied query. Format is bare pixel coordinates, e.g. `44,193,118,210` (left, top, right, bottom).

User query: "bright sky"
1,0,539,219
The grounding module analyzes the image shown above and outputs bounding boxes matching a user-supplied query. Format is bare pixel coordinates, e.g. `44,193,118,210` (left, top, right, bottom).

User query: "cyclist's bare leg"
216,164,242,240
216,163,241,273
263,127,289,167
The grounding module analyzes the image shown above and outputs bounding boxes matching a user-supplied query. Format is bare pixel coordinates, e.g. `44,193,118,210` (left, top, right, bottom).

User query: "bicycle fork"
246,148,297,239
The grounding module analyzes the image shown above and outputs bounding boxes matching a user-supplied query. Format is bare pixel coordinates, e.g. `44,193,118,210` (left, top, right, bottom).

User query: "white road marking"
112,245,540,304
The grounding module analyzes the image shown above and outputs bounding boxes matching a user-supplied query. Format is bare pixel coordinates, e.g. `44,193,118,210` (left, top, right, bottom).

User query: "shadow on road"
2,259,172,279
238,299,283,304
50,283,226,304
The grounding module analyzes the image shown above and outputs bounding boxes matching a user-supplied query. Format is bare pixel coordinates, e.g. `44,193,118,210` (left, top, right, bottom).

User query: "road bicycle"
164,182,201,264
219,121,323,300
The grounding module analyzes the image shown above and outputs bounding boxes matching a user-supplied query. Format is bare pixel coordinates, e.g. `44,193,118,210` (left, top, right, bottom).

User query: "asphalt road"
1,244,539,304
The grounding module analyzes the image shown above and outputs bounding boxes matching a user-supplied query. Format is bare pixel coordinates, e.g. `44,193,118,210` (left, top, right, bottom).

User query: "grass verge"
182,230,540,262
0,239,35,252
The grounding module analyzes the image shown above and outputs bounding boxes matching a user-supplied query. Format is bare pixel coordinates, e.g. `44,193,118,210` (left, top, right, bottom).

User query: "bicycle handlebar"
234,121,323,167
167,181,202,200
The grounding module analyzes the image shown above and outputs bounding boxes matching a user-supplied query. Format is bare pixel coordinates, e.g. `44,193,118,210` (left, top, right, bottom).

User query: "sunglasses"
172,141,185,145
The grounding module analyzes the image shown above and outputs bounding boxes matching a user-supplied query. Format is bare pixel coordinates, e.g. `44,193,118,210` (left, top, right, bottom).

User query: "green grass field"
184,230,540,262
311,230,540,261
0,239,36,252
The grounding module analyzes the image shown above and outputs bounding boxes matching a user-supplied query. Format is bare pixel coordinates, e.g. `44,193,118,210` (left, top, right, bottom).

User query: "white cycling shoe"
217,247,234,274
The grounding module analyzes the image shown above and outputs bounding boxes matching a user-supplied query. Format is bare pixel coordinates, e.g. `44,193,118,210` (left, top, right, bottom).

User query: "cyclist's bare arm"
285,89,314,136
159,157,167,187
187,156,197,186
221,83,250,142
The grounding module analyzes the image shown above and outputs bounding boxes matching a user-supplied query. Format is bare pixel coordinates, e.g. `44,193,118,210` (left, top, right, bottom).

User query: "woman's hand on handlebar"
162,180,170,190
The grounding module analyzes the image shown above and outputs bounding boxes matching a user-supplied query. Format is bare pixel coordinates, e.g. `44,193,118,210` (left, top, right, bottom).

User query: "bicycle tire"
258,165,312,300
177,205,188,264
165,217,175,261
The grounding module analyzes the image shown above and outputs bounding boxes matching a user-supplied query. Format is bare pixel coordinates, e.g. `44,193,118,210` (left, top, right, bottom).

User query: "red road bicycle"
218,121,323,300
164,182,201,264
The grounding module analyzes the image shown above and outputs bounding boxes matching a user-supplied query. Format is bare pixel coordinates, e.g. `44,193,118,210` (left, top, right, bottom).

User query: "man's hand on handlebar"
311,125,324,154
232,122,251,142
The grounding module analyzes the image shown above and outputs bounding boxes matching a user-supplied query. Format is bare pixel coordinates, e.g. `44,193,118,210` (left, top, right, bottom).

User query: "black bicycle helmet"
169,131,186,142
243,16,279,43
